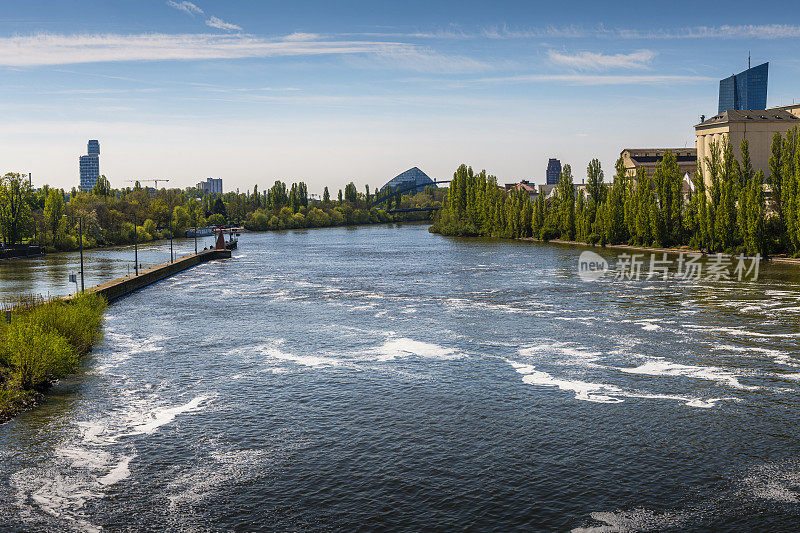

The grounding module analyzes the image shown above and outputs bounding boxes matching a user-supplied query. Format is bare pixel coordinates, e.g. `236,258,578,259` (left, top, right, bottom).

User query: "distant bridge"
386,206,442,214
371,179,451,208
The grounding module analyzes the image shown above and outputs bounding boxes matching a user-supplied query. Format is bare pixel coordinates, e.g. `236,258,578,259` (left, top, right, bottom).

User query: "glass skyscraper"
79,139,100,191
718,62,768,114
546,158,561,185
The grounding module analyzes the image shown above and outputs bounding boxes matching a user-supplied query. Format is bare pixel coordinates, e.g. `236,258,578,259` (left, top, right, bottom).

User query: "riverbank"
0,293,106,423
520,236,800,264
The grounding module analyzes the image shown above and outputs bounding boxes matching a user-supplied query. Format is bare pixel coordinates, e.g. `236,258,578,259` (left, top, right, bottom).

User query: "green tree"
92,175,112,197
0,173,34,245
43,189,65,246
556,164,575,240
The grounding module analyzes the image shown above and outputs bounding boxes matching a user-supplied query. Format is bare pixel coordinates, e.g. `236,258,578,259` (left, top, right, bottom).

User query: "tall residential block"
546,158,561,185
79,139,100,191
196,177,223,194
718,62,768,114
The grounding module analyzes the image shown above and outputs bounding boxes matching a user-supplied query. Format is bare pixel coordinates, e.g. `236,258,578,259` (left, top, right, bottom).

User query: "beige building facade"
620,148,697,180
695,104,800,187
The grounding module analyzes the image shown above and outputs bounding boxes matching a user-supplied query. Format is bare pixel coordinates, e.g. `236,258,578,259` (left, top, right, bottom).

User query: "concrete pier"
86,249,231,303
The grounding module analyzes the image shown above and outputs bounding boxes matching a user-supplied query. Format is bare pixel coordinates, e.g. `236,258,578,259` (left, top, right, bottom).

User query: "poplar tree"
605,156,627,244
634,167,652,245
556,164,575,240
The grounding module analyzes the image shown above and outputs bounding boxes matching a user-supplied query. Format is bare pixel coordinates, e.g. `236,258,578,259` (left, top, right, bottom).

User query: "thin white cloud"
480,23,800,41
205,16,242,32
476,73,714,86
283,32,322,42
0,33,416,67
346,47,492,73
166,1,204,16
617,24,800,40
548,49,656,71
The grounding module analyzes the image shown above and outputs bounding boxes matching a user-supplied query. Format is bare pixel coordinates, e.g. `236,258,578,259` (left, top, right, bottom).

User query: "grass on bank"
0,293,106,422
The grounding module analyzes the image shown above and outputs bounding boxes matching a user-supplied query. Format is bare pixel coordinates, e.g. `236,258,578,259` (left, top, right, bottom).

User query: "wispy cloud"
548,49,656,71
480,23,800,41
167,1,241,33
166,1,204,16
0,33,418,67
345,46,493,73
205,16,242,32
283,32,322,42
618,24,800,40
476,73,714,86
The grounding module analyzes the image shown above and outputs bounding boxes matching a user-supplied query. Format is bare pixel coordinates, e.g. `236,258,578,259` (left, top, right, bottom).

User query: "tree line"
0,175,443,252
432,126,800,257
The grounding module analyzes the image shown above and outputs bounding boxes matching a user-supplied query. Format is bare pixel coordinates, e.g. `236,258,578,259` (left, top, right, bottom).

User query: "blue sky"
2,0,799,193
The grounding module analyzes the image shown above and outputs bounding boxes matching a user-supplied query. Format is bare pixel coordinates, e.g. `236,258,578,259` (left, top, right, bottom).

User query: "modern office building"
196,177,223,194
718,62,769,114
695,104,800,186
546,158,561,185
79,140,100,191
620,148,697,180
380,167,436,195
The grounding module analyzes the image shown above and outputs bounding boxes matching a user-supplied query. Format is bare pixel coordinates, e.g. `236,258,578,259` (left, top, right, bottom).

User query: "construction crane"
125,179,170,189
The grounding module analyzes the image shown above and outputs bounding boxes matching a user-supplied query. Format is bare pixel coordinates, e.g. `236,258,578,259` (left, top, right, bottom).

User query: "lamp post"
124,212,139,276
63,215,84,292
193,213,198,255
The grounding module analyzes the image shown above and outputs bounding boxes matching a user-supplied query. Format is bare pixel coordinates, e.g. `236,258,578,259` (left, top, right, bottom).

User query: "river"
2,223,800,531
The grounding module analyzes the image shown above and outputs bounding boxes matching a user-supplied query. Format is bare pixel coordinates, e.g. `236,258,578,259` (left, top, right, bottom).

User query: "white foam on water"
684,325,800,338
518,341,602,362
11,392,213,531
126,395,212,436
507,359,624,404
98,456,134,486
741,461,800,503
373,337,463,361
55,447,111,470
711,343,799,367
506,360,736,408
443,297,545,316
571,509,689,532
260,344,342,367
618,359,758,390
166,447,277,513
637,321,661,331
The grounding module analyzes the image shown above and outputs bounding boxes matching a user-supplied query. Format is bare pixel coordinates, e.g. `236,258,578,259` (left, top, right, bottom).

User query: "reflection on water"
0,236,217,299
2,224,800,531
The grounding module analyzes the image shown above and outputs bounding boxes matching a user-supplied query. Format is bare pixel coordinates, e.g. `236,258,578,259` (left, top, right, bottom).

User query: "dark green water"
2,223,800,531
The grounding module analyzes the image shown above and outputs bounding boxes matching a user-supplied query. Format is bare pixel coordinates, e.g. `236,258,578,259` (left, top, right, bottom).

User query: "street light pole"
134,213,139,276
194,214,198,255
125,212,139,276
64,215,84,292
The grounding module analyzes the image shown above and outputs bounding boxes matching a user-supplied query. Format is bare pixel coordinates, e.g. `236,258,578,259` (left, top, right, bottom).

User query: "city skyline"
2,1,800,193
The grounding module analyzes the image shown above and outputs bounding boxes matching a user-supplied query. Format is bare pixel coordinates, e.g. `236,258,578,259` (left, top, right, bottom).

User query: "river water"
2,223,800,531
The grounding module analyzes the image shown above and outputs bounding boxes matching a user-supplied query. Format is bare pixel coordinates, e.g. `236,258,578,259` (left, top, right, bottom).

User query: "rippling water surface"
3,223,800,531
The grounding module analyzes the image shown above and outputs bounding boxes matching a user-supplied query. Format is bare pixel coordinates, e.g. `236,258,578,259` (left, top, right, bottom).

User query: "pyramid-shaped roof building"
380,167,436,195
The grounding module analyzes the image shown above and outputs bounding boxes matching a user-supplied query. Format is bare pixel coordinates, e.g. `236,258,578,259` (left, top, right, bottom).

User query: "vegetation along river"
3,223,800,531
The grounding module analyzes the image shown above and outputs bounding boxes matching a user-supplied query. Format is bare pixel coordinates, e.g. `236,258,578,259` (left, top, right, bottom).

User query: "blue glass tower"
546,158,561,185
718,62,768,113
79,140,100,191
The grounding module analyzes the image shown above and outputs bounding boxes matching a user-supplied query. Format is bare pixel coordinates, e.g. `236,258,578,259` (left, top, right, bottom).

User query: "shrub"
2,320,77,391
29,293,106,355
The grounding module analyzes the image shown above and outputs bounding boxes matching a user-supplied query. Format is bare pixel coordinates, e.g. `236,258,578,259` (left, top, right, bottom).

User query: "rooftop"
696,109,800,127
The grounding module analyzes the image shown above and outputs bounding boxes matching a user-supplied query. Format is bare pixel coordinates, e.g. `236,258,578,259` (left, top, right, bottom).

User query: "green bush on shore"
0,292,106,421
